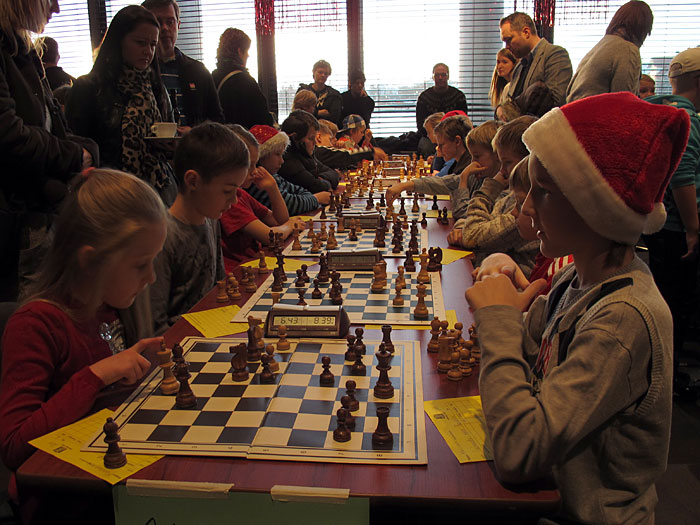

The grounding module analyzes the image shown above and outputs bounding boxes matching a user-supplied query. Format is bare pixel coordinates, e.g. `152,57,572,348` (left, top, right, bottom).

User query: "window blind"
41,0,94,78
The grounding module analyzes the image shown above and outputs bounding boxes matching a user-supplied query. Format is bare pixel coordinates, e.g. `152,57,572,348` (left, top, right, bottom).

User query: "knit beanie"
522,92,690,244
249,125,290,159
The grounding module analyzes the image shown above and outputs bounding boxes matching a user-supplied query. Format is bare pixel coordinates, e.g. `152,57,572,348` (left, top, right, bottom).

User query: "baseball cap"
669,47,700,78
338,114,365,134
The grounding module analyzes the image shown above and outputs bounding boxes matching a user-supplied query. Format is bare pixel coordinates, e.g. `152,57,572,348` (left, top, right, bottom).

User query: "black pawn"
372,406,394,448
354,327,366,355
311,278,323,299
340,396,356,430
404,250,416,272
333,407,351,442
175,361,197,408
345,380,360,411
301,264,310,283
345,334,357,361
320,206,327,219
351,353,366,376
297,287,307,306
431,194,439,211
103,417,127,469
259,354,275,384
295,269,305,287
320,355,334,386
421,212,428,228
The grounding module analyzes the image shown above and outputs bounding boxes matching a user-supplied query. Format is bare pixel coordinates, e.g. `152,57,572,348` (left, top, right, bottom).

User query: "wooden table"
16,202,559,522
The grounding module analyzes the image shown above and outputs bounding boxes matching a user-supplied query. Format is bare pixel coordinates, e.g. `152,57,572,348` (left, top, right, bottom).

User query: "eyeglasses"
434,73,448,78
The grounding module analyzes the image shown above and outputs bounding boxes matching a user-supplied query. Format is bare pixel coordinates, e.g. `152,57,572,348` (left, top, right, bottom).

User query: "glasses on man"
434,72,448,78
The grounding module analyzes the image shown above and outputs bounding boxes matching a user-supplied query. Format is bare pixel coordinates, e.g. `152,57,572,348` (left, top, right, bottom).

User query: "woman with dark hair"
212,28,273,128
65,5,177,205
566,0,653,103
489,48,517,108
1,0,97,300
277,110,339,193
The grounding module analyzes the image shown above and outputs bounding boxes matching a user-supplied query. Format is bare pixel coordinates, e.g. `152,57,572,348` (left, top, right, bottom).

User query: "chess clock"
342,211,381,229
264,304,351,338
326,248,383,271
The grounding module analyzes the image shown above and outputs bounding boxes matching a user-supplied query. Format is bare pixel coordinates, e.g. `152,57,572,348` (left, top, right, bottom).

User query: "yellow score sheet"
424,396,493,463
182,305,248,338
29,409,162,485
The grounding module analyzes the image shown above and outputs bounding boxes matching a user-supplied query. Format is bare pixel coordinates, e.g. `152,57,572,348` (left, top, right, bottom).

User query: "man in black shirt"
143,0,223,129
341,70,375,127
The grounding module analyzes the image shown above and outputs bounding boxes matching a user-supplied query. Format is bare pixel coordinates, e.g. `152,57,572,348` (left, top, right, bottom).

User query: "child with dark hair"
220,125,306,269
278,110,340,192
341,70,375,126
150,122,249,334
466,92,689,524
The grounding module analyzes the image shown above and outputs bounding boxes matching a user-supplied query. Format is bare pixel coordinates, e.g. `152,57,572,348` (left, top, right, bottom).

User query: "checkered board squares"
232,270,445,326
283,227,428,259
84,337,427,465
313,201,426,222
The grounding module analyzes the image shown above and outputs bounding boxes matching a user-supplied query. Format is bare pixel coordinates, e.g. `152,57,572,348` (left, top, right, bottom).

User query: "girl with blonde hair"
489,48,517,108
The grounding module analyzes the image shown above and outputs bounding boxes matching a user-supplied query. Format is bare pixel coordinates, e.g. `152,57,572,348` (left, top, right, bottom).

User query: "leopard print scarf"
116,66,173,190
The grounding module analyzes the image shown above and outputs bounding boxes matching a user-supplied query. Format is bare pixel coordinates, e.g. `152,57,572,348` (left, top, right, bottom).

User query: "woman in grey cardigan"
566,1,653,103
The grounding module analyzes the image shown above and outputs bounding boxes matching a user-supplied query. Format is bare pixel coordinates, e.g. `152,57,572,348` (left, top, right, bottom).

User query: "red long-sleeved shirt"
0,301,110,470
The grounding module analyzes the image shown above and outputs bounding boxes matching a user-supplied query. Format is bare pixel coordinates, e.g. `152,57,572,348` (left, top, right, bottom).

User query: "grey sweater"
475,257,672,524
150,215,225,335
566,34,641,103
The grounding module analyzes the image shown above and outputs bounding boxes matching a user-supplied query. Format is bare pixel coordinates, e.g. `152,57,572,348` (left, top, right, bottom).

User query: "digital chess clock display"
274,315,336,327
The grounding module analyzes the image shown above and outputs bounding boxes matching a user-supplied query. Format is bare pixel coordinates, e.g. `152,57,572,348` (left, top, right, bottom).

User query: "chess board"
313,201,426,222
232,270,445,326
283,227,429,259
84,337,427,464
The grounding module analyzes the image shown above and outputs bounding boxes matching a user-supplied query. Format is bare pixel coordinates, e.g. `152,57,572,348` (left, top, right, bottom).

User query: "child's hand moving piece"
89,337,162,386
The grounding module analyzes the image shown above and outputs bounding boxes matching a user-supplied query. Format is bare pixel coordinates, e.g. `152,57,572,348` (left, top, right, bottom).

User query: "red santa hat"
249,125,290,159
522,92,690,245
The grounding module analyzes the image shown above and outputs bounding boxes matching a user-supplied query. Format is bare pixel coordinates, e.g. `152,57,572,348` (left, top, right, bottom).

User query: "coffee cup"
151,122,177,138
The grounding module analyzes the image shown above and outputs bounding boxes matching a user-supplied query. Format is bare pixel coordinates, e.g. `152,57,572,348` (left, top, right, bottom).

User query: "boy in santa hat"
465,92,690,524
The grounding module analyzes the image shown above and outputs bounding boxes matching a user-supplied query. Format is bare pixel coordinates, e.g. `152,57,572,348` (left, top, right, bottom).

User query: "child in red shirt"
0,170,167,522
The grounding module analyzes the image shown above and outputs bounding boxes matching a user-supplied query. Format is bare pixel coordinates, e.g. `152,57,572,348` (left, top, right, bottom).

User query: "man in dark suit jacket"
143,0,224,128
500,12,572,108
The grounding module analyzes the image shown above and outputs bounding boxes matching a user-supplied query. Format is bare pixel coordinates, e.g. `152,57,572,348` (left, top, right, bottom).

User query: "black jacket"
164,49,223,126
278,142,339,193
212,64,273,128
66,71,172,172
298,83,342,126
341,91,375,126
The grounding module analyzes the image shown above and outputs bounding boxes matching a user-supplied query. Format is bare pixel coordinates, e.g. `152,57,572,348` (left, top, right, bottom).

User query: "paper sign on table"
29,409,162,485
182,305,248,337
441,248,472,266
424,396,493,463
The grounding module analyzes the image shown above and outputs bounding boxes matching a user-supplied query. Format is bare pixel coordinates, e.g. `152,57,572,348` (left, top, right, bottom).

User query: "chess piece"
371,262,387,291
265,344,279,373
373,227,385,248
271,290,279,304
447,351,463,381
247,316,263,361
103,417,127,469
431,194,439,211
379,192,386,207
306,220,315,239
337,216,345,233
320,205,327,219
373,348,395,399
311,278,323,299
348,225,358,241
310,234,322,253
230,343,249,381
227,273,242,300
354,327,366,355
318,222,328,242
157,342,179,395
395,266,406,291
437,336,454,373
351,353,366,375
372,406,393,449
271,267,284,292
403,250,416,272
427,246,443,272
259,354,276,384
411,195,420,213
417,249,430,283
290,228,302,251
340,396,356,430
428,317,441,353
317,253,330,283
398,197,407,216
175,361,197,408
392,282,404,306
326,224,338,250
345,334,357,361
258,251,269,274
295,269,305,287
244,267,257,293
459,347,473,377
345,380,360,411
319,355,334,386
215,279,228,303
276,325,291,351
276,254,286,280
333,408,351,442
380,324,395,354
413,284,429,319
297,287,307,305
171,342,185,366
355,219,363,235
402,215,409,230
440,207,449,225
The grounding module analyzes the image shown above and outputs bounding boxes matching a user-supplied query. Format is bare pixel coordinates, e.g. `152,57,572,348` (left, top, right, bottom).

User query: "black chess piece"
351,353,366,376
345,334,357,362
276,254,287,281
320,206,327,219
230,343,249,381
259,354,275,384
311,278,323,299
317,253,330,283
403,249,416,272
295,269,305,287
354,327,366,355
381,324,395,354
379,193,386,207
333,407,351,442
421,212,428,228
345,380,360,411
175,361,197,408
373,348,395,399
297,287,307,306
340,396,356,430
103,417,127,469
301,264,310,283
171,343,185,366
271,267,284,292
372,406,394,448
319,355,334,386
431,194,439,211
